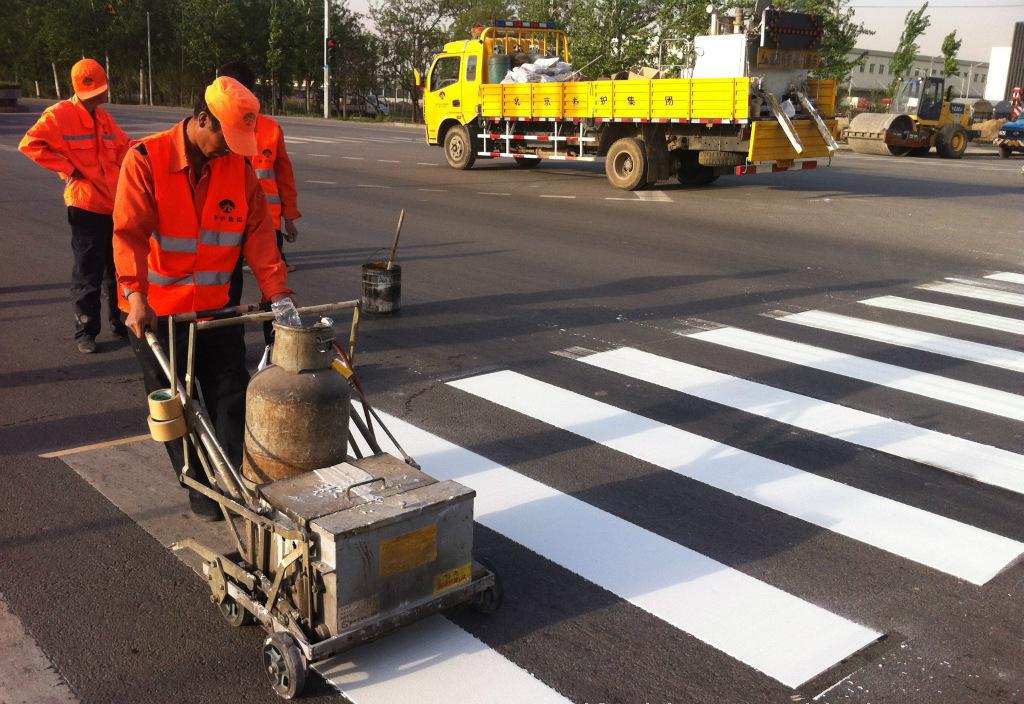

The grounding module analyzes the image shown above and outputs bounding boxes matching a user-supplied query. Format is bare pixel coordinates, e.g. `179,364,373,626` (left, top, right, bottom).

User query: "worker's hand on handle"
125,293,158,338
269,293,295,305
283,218,298,243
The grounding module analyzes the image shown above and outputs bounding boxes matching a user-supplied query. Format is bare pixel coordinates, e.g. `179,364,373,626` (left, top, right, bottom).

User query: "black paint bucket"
361,262,401,314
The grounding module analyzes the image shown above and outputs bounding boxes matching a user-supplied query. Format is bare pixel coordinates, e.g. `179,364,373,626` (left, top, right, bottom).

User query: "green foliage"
567,0,658,77
941,30,961,78
888,2,930,91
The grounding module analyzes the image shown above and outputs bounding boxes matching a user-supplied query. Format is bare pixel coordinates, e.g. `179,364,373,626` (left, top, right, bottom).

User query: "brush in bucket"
361,209,404,315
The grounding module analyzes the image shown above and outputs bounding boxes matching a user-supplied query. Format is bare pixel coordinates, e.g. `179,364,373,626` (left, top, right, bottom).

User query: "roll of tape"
148,388,183,421
148,414,187,442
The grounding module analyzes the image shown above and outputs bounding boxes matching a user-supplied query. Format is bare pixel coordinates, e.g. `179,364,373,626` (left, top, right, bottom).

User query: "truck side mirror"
413,69,423,90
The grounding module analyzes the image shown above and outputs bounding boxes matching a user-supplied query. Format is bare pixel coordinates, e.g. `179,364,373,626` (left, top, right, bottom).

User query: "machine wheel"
262,633,307,700
936,124,968,159
999,145,1013,159
698,150,745,167
513,157,542,168
605,137,648,190
674,149,718,186
218,595,253,627
444,124,476,170
472,557,504,615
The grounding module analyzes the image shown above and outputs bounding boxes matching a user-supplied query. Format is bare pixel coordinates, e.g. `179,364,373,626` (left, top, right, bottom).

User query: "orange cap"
204,76,260,156
72,59,108,100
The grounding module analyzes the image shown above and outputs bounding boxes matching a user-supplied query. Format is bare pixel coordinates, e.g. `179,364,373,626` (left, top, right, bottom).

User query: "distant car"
994,118,1024,158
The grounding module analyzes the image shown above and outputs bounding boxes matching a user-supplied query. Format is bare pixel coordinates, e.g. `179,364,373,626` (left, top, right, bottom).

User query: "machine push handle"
346,476,387,499
193,300,360,330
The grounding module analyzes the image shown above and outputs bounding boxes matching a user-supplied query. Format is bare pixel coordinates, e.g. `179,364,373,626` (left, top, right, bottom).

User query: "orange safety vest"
141,131,248,316
252,115,283,229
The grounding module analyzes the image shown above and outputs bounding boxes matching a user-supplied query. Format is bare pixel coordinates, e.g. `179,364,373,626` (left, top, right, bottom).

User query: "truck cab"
423,40,485,145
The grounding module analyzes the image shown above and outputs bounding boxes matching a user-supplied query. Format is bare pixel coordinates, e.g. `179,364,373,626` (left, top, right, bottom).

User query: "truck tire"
936,124,968,159
605,137,648,190
998,145,1012,159
444,124,476,170
674,149,718,186
697,150,745,167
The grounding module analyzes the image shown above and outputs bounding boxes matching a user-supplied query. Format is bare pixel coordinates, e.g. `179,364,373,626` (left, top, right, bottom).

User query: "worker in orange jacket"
19,59,131,353
113,77,294,520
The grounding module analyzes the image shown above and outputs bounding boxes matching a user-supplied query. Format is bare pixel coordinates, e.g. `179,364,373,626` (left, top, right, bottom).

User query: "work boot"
188,491,224,522
76,336,97,354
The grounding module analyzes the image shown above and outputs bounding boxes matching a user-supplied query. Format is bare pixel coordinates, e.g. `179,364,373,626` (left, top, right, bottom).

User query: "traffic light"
326,37,337,63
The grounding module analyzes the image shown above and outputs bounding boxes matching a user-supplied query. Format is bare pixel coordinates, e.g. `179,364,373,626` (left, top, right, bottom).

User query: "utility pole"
323,0,329,119
147,11,153,105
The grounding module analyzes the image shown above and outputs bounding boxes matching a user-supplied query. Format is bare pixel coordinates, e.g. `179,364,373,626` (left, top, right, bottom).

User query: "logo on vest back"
262,149,272,158
219,199,236,214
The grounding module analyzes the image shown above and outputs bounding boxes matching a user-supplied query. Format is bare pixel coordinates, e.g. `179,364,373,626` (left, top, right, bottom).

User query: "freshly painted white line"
986,272,1024,285
691,327,1024,423
449,371,1024,586
605,197,648,201
317,616,572,704
58,442,569,704
0,594,79,703
305,180,336,185
341,156,365,160
308,153,330,157
357,184,392,188
539,194,576,199
580,347,1024,496
373,410,880,688
918,281,1024,308
478,192,512,196
781,310,1024,374
377,159,401,163
861,296,1024,336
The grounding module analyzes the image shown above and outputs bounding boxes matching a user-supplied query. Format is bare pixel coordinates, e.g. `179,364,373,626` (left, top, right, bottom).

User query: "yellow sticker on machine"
433,563,472,594
379,524,438,577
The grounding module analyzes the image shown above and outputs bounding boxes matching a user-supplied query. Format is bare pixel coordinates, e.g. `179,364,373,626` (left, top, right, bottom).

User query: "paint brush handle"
386,209,405,270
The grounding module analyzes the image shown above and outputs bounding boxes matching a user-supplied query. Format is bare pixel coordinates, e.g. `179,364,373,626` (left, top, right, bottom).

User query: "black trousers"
68,206,121,340
227,230,285,345
129,322,250,488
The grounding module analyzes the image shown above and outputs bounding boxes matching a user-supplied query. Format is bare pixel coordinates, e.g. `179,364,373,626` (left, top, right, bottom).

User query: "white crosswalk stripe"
578,346,1024,495
372,412,881,688
690,327,1024,422
448,371,1023,585
780,309,1024,373
918,280,1024,308
861,295,1024,335
985,272,1024,285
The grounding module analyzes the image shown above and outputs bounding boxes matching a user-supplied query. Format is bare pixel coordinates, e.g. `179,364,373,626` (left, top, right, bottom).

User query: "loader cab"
892,77,944,123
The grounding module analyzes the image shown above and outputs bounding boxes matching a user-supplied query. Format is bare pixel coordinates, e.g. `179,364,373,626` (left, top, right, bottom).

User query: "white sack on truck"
502,56,574,84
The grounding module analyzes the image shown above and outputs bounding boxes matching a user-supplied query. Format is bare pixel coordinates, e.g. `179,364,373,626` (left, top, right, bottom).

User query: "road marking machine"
143,300,501,699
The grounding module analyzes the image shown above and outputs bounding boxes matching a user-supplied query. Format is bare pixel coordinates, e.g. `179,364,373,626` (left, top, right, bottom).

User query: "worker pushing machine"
113,76,295,519
19,58,131,354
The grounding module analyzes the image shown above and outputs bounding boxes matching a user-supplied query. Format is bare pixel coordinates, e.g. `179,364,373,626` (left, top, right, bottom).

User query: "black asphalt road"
1,99,1023,704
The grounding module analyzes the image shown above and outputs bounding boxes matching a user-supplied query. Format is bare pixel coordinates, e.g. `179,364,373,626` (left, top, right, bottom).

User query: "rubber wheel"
513,157,542,168
262,633,306,700
605,137,648,190
999,145,1012,159
675,150,718,186
472,558,504,615
698,150,745,167
936,124,968,159
444,124,476,170
218,595,252,627
909,145,931,156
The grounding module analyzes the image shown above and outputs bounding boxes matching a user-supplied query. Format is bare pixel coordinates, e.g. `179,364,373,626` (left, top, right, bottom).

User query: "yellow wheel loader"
847,76,977,159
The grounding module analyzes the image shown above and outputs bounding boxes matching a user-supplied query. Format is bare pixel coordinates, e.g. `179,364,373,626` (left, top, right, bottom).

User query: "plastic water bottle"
271,297,302,328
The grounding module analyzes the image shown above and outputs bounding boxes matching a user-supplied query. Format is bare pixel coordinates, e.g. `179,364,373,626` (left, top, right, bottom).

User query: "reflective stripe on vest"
266,194,282,204
255,168,276,180
254,116,283,227
63,133,96,141
141,128,248,316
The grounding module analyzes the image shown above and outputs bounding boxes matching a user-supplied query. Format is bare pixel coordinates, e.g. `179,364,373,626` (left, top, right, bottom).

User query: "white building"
844,48,989,99
985,47,1011,102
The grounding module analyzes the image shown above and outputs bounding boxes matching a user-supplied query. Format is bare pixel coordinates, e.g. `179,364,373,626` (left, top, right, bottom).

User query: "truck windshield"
430,56,461,92
891,79,921,115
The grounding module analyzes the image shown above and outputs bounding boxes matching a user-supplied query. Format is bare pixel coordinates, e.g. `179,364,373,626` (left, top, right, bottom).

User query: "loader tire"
936,124,968,159
605,137,648,190
444,124,476,170
998,145,1013,159
697,150,746,167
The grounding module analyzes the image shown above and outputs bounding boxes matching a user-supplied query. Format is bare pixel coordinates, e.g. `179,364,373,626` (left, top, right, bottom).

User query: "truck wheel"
674,149,718,186
998,145,1012,159
444,125,476,170
936,124,968,159
605,137,648,190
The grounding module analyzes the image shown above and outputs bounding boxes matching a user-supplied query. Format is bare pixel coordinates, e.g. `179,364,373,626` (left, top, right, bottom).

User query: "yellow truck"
418,13,839,190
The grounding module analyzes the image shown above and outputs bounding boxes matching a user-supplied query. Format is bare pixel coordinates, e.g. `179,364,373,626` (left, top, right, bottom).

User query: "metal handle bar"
194,300,360,330
346,477,386,499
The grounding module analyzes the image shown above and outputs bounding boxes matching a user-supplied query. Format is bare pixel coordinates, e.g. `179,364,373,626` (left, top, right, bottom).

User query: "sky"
345,0,1023,65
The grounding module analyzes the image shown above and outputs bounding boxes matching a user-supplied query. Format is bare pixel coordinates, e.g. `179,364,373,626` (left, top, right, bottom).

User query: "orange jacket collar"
69,95,97,129
165,119,191,173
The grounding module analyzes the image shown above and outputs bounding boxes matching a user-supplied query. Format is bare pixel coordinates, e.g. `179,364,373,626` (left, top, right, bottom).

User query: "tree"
888,2,930,92
568,0,658,77
940,30,961,78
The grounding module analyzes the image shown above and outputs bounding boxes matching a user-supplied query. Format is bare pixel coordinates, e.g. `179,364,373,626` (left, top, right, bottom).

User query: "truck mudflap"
747,119,837,163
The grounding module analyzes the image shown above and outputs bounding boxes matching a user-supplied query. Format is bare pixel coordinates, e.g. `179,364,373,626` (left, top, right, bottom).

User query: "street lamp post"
323,0,329,119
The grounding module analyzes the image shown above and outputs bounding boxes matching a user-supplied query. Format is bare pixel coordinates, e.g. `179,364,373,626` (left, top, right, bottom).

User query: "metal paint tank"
242,321,350,483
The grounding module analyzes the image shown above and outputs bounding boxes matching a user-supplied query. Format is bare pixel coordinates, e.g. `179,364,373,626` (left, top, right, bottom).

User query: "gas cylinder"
242,321,351,483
